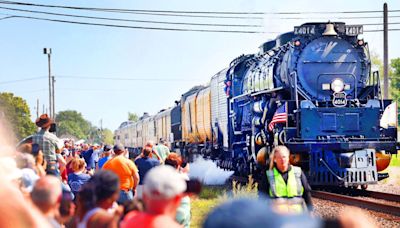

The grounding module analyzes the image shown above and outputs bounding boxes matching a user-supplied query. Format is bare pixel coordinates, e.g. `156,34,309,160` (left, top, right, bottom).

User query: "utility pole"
43,48,52,117
383,3,389,99
52,76,55,118
36,99,39,119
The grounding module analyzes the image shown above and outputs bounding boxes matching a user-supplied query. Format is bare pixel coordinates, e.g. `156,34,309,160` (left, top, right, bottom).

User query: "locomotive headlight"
331,79,345,93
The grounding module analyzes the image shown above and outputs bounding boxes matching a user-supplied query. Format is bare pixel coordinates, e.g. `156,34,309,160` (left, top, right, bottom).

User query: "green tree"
128,112,138,122
102,128,114,145
0,92,36,140
390,58,400,125
55,110,93,140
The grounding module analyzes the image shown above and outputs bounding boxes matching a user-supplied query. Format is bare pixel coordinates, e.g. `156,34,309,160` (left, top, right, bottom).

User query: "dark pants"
46,161,60,177
118,189,134,204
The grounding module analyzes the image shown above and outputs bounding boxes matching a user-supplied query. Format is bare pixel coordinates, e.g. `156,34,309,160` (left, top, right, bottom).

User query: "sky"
0,0,399,132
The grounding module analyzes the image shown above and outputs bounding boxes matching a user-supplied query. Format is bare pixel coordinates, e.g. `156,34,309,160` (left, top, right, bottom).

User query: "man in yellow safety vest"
258,145,313,213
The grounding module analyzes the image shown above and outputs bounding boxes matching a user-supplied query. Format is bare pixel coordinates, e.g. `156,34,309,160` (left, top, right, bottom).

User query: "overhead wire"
0,6,262,27
56,75,205,82
0,76,46,85
1,0,400,15
0,14,266,33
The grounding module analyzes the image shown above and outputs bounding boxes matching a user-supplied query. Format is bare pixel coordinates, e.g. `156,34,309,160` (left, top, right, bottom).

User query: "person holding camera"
32,114,64,176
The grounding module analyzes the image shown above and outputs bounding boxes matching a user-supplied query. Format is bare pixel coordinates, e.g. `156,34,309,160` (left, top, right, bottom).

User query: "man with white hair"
121,166,186,228
259,145,313,213
31,175,63,228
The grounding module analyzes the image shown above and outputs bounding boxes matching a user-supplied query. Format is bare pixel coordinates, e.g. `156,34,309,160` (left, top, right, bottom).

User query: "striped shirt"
32,129,64,162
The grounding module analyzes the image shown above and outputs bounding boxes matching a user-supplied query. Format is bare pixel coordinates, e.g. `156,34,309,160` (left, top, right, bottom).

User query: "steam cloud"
189,157,234,185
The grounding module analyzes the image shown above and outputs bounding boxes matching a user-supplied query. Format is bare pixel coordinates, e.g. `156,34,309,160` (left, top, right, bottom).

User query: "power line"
1,0,400,15
0,1,263,19
1,14,265,33
0,6,261,27
56,75,206,82
0,76,46,85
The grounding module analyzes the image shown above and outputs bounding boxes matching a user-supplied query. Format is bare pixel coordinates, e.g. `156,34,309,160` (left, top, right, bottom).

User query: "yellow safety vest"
266,166,305,213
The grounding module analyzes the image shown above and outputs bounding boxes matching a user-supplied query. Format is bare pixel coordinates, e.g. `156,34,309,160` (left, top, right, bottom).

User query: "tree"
102,128,114,145
389,58,400,125
55,110,93,140
128,112,138,122
0,92,36,140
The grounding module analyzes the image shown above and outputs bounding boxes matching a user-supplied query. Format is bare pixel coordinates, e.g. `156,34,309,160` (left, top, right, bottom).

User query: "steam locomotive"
115,22,398,187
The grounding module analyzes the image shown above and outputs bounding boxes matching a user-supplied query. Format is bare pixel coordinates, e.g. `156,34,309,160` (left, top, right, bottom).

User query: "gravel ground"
368,167,400,194
313,198,400,228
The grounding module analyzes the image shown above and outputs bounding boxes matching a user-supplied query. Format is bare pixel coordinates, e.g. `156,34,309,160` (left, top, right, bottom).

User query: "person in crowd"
142,141,162,161
203,198,320,228
73,170,121,228
97,145,113,170
0,174,51,228
32,114,64,176
31,175,63,228
165,153,191,228
258,145,313,213
103,144,139,204
15,152,40,193
120,166,186,228
154,138,170,163
68,157,91,197
81,145,96,172
58,189,76,227
134,146,160,199
31,144,47,177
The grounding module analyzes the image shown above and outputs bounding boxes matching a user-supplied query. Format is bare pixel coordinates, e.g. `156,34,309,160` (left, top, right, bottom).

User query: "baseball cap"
143,166,186,200
104,145,112,152
203,198,321,228
113,144,125,152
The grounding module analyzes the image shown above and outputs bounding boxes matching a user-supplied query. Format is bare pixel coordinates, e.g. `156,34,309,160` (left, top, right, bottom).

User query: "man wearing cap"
120,166,186,228
32,114,64,176
258,145,313,213
103,144,139,204
97,145,113,170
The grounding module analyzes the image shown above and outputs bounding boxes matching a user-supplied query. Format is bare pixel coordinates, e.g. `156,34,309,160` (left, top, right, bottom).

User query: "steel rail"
312,190,400,217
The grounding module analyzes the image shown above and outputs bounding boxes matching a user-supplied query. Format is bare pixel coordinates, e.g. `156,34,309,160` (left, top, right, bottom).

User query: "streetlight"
43,48,52,118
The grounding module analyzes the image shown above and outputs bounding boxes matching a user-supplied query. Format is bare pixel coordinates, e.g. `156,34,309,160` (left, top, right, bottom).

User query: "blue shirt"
135,157,160,185
68,172,91,194
98,156,112,169
81,149,95,170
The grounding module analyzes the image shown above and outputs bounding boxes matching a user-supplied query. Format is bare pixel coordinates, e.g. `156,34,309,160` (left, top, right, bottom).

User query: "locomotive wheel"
361,184,368,190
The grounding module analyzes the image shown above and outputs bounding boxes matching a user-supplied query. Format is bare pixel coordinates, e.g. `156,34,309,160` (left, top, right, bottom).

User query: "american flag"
268,103,287,131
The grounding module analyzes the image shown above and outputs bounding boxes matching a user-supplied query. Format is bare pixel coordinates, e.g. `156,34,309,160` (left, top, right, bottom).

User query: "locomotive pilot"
258,145,313,213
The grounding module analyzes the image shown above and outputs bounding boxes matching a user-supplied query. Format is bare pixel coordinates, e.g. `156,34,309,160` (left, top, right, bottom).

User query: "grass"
191,177,258,228
191,186,226,228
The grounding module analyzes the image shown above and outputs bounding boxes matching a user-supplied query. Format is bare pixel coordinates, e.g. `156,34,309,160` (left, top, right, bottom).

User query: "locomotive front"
281,22,398,187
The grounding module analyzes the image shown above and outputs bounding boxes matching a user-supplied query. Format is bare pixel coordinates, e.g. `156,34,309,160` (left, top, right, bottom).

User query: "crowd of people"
0,114,378,228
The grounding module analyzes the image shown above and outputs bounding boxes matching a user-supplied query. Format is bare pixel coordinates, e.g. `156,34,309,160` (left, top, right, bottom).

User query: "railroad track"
312,190,400,217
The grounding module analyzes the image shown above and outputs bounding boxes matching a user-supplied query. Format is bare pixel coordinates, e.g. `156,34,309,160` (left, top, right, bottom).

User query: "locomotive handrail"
316,72,357,102
373,71,385,110
289,71,300,110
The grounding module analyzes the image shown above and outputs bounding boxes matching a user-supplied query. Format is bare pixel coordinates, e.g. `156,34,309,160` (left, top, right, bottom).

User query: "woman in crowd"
73,170,121,228
68,157,91,197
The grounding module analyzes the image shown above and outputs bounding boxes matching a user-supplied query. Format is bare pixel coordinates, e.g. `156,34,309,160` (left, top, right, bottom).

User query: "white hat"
143,166,186,200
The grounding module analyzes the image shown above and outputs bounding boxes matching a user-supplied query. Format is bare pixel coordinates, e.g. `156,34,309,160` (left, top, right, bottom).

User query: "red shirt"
121,211,182,228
